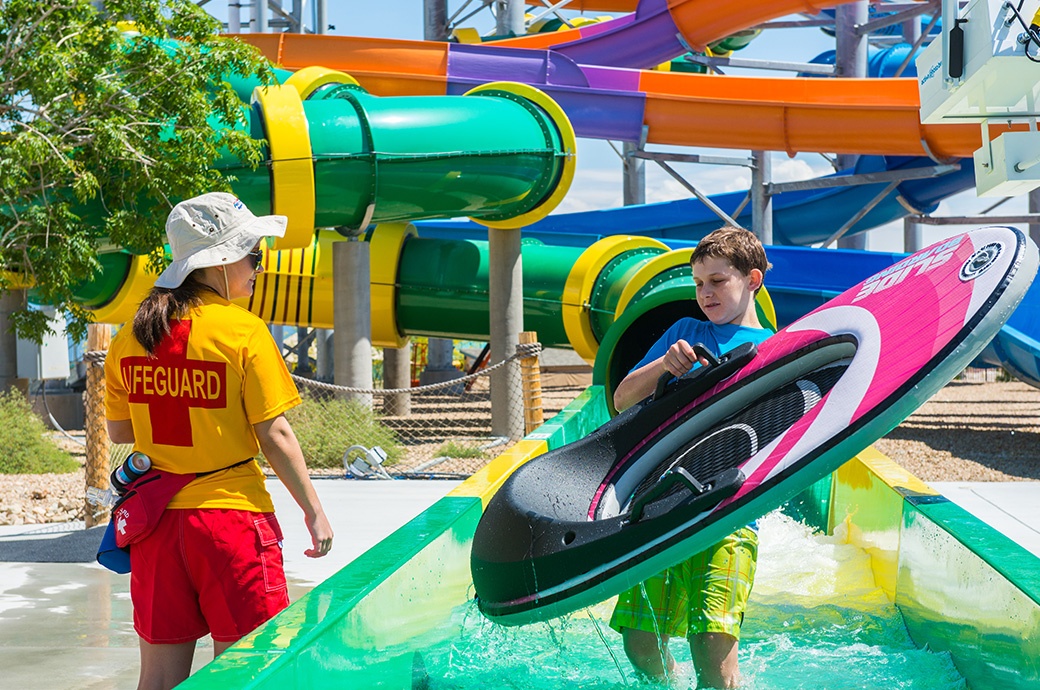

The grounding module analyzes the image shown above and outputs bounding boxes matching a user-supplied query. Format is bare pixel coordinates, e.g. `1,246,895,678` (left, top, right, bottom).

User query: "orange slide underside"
242,31,1003,160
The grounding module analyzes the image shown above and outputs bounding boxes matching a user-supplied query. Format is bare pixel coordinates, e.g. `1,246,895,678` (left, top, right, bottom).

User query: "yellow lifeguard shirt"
105,291,301,511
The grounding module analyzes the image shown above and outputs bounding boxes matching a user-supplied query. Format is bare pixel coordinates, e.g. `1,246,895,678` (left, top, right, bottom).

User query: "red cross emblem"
120,320,227,447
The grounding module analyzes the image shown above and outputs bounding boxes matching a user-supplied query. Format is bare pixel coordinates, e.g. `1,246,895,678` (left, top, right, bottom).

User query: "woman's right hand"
304,511,334,559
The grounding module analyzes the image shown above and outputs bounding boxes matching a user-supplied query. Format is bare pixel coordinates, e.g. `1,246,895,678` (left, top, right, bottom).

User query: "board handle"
628,467,745,523
629,467,704,522
652,342,754,402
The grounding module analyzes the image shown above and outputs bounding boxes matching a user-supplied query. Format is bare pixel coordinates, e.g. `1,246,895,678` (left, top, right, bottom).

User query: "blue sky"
195,1,1022,252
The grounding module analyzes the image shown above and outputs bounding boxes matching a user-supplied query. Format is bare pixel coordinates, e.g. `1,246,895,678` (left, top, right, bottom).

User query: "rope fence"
286,340,546,477
80,336,559,502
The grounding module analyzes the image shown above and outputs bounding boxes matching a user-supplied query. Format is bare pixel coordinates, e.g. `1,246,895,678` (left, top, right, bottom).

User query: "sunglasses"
247,249,264,272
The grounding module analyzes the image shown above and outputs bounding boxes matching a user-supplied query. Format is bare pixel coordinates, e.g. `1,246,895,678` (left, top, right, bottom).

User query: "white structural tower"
917,0,1040,196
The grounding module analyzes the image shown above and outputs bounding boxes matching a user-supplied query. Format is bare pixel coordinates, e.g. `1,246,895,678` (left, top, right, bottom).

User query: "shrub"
280,392,404,469
0,389,79,474
434,441,485,459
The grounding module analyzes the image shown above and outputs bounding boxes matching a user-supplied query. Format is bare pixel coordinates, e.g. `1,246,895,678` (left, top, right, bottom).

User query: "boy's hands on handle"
661,340,714,378
614,340,718,412
653,342,722,402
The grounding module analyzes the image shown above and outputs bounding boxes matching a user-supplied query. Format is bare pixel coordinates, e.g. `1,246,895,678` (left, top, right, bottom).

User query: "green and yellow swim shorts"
608,526,758,640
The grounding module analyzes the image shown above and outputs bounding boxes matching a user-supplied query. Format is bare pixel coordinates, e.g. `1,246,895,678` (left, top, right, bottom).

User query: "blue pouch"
97,518,131,574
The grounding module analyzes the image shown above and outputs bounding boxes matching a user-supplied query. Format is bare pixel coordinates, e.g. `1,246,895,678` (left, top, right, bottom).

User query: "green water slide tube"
80,229,775,402
66,67,575,320
225,68,575,249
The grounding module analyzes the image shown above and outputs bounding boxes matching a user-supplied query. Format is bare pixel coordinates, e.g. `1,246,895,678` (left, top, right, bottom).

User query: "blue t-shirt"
631,318,772,375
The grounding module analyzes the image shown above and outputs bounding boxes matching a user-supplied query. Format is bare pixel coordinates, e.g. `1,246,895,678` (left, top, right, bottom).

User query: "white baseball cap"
154,192,288,289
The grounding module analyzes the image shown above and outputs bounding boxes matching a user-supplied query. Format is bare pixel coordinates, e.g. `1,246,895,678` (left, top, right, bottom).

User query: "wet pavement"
4,477,1038,688
0,479,460,689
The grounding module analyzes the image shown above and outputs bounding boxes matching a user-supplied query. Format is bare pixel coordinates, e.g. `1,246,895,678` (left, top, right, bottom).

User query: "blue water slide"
414,221,1040,389
418,153,974,247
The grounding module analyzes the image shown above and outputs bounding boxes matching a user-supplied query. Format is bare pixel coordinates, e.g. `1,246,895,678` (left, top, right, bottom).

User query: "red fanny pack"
111,458,255,549
111,470,197,548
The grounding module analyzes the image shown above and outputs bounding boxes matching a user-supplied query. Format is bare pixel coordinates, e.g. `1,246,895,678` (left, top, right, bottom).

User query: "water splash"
415,511,964,689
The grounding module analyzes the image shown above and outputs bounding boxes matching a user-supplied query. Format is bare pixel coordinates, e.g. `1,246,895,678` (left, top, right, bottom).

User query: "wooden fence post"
84,324,111,528
518,331,543,435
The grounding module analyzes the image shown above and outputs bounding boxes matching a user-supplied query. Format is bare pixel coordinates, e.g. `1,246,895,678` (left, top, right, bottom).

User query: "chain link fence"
82,338,590,487
288,340,561,478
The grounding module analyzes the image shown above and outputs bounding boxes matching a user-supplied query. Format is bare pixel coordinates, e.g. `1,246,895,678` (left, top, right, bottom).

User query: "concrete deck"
1,478,1038,688
0,478,459,690
929,481,1040,559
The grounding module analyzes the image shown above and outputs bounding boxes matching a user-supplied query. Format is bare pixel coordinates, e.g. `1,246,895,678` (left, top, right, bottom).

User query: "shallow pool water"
414,512,965,689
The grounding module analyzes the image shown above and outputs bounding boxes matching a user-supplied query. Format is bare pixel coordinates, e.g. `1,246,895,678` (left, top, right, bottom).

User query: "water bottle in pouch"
110,452,152,495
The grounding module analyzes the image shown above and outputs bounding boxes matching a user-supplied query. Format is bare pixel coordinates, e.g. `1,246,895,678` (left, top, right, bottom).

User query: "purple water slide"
543,0,686,69
446,44,648,142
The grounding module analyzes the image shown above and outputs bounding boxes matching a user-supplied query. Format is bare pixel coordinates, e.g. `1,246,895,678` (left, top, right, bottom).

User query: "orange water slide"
498,0,843,51
240,33,1006,159
637,71,1005,159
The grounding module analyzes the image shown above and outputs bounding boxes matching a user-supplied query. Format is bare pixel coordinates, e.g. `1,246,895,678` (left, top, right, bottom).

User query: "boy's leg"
622,627,675,679
609,568,688,680
681,527,758,689
689,632,739,689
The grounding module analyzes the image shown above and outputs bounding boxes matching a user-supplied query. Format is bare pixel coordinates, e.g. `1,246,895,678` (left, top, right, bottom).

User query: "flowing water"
413,511,965,689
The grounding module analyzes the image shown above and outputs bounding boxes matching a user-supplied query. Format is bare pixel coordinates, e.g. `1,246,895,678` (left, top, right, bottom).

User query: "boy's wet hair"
690,226,771,278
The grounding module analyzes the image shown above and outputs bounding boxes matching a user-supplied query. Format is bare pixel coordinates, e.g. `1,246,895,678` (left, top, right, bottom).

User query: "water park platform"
1,440,1038,688
0,480,461,689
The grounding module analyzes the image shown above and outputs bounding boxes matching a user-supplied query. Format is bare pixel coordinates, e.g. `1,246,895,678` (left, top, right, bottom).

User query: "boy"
609,226,771,689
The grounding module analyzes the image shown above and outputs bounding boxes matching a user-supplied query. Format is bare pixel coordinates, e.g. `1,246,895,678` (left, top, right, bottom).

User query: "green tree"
0,0,272,342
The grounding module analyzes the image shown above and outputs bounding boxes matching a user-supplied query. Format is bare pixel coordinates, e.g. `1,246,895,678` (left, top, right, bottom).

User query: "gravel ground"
2,375,1036,526
874,377,1040,482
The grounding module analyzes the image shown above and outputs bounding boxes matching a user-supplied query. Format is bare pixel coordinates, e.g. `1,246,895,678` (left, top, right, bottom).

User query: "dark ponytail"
132,273,210,356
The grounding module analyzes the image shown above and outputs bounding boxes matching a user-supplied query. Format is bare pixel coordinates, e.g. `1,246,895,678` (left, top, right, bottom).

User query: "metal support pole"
836,1,869,79
296,327,313,376
497,0,525,37
228,1,242,33
315,328,333,379
270,324,284,357
751,151,773,245
251,0,268,33
836,0,868,249
333,238,373,406
419,337,463,389
316,0,329,34
291,0,303,32
903,215,924,253
488,227,524,441
622,141,646,206
424,0,449,40
902,10,921,45
382,343,412,416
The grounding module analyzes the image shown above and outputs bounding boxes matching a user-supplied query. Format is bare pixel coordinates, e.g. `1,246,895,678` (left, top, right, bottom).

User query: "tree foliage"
0,0,272,342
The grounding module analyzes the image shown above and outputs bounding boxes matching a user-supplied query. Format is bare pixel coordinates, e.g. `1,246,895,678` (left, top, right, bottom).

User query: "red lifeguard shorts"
130,508,290,644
